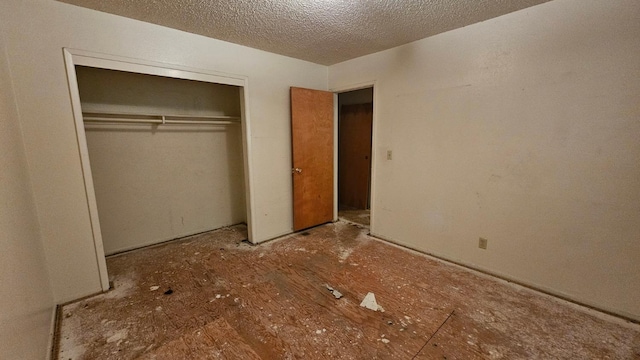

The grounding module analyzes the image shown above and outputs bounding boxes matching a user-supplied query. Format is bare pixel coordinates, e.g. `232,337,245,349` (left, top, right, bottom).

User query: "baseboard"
47,305,60,360
107,223,248,257
368,231,640,326
253,229,294,245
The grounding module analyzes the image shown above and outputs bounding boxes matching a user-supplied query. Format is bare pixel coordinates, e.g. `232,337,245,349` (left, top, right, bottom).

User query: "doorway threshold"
338,208,370,227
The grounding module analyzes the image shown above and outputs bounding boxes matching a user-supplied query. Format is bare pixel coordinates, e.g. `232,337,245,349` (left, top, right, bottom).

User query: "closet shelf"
82,112,241,125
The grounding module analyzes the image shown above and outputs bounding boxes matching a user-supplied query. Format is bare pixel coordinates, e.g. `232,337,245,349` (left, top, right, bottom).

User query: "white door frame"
63,48,256,291
331,81,377,233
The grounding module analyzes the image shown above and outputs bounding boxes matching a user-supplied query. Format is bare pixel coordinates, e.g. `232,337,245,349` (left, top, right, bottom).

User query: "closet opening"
336,87,374,227
64,49,254,291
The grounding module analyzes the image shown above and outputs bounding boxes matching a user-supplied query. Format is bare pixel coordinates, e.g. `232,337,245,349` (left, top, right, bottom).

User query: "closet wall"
77,67,246,254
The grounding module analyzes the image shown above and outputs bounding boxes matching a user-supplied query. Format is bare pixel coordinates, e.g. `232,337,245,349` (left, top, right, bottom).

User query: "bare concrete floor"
57,222,640,359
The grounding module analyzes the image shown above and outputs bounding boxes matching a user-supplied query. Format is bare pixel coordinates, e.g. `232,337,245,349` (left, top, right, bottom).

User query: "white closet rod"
82,112,240,125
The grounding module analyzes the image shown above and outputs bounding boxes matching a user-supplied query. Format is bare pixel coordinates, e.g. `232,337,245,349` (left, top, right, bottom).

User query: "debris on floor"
56,223,640,360
360,292,384,312
325,284,343,299
164,288,173,295
149,286,160,291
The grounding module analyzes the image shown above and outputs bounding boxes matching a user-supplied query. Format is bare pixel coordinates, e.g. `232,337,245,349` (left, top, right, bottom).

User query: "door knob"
292,168,302,174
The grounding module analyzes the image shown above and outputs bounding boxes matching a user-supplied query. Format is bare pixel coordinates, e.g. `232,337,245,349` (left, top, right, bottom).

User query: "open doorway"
76,66,247,257
337,87,373,226
64,49,255,292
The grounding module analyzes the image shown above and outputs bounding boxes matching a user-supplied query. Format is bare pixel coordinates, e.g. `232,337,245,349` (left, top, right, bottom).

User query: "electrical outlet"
479,237,488,250
387,150,392,160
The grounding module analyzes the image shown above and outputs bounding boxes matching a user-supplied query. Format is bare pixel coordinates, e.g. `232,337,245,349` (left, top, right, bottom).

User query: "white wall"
78,67,246,254
0,29,55,359
0,0,327,303
329,0,640,321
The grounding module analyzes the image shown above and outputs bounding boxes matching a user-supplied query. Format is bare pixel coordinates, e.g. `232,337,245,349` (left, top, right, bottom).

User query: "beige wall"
78,67,246,254
0,30,55,359
0,0,327,303
329,0,640,321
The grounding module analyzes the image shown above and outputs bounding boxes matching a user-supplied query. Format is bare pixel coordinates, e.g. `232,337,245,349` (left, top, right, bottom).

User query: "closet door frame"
63,48,256,292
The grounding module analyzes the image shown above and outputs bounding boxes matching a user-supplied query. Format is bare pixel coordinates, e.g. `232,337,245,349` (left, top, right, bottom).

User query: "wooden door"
290,87,334,231
338,103,373,209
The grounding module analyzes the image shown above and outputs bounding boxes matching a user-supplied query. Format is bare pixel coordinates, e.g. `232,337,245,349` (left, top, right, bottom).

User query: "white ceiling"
57,0,552,65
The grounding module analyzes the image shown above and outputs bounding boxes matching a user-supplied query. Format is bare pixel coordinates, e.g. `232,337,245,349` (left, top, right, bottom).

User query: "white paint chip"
325,284,344,299
149,286,160,291
360,292,385,312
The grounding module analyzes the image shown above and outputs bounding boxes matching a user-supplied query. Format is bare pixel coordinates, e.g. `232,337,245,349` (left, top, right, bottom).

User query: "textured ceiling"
57,0,552,65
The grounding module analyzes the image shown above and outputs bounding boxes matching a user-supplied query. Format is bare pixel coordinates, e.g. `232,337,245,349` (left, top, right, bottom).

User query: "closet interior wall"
77,66,246,255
